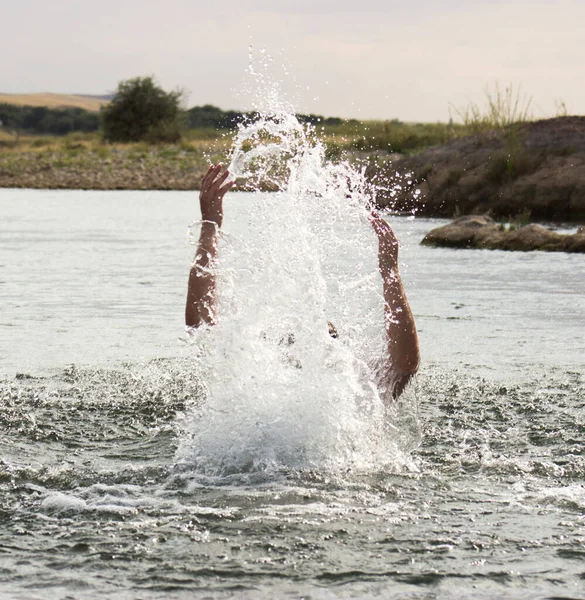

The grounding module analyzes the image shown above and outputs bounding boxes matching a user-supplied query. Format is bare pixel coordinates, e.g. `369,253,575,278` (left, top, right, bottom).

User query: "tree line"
0,77,345,142
0,104,100,136
184,104,344,129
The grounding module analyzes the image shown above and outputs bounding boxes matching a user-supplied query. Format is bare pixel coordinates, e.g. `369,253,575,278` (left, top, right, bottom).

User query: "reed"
449,82,533,134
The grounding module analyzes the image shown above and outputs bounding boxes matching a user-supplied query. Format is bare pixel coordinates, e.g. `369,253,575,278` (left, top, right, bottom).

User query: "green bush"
101,76,183,143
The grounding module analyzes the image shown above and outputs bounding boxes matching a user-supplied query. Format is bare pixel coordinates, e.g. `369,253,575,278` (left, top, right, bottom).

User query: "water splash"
176,57,419,477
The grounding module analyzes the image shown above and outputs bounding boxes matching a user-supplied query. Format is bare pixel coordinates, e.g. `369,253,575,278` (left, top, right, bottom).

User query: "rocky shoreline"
0,149,213,191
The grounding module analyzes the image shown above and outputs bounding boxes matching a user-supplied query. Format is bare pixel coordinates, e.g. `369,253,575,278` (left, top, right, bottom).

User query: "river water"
1,187,585,600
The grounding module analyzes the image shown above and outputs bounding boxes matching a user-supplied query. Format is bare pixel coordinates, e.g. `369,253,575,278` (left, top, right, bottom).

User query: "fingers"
369,212,398,261
369,211,390,236
201,164,224,195
201,164,220,193
199,164,234,228
208,168,230,195
217,180,236,200
201,164,235,200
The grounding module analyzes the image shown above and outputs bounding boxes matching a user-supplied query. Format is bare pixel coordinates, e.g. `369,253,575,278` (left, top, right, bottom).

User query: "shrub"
101,76,183,143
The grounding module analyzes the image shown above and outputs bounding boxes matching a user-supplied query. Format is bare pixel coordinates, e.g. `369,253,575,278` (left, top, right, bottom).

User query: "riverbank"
0,121,444,191
0,134,231,190
3,117,585,224
372,116,585,223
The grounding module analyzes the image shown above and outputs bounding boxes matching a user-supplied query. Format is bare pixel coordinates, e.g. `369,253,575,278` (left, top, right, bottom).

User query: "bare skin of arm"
370,212,420,398
185,164,234,328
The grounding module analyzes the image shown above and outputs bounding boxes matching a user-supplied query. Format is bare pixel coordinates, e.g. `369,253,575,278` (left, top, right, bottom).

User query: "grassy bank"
0,130,232,190
319,120,467,158
0,120,472,190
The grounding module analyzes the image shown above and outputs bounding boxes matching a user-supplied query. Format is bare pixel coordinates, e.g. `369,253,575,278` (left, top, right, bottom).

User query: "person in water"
186,164,420,399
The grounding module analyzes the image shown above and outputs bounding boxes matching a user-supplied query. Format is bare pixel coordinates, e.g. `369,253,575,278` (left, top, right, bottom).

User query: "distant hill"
0,93,108,111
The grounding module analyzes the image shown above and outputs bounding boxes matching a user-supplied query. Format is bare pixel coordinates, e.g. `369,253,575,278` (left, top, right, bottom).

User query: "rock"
421,215,500,249
497,224,564,251
422,216,585,253
564,230,585,252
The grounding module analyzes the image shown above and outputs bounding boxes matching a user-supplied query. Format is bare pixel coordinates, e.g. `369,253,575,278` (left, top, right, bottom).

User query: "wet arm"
185,165,234,328
185,222,221,327
371,213,420,398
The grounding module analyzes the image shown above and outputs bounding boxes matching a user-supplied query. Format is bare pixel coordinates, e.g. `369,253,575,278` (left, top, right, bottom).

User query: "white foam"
41,492,87,512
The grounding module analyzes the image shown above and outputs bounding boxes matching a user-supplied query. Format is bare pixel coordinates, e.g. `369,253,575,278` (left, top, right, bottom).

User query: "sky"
2,0,584,121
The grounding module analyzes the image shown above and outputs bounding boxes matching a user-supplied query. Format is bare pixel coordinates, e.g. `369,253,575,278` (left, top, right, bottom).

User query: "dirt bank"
370,116,585,223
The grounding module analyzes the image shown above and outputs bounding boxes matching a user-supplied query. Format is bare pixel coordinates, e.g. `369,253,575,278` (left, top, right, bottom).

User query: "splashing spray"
176,53,419,477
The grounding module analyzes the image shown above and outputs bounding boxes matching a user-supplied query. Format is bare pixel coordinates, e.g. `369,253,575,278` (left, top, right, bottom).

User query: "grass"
449,82,533,135
499,209,533,231
0,130,230,159
1,82,568,166
1,120,455,173
0,86,571,191
0,117,533,190
1,81,559,168
0,130,231,189
315,120,468,159
314,82,546,159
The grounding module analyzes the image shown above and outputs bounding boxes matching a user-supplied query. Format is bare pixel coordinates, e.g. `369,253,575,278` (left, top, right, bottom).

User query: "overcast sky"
2,0,583,121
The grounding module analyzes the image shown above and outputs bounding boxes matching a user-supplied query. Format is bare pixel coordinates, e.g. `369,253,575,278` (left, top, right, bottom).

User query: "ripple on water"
1,362,585,598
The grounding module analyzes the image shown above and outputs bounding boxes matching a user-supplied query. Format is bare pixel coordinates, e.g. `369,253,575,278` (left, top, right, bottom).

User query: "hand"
369,211,399,272
199,164,235,228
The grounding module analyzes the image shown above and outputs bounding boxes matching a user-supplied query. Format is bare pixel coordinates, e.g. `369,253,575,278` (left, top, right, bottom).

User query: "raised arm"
185,165,234,328
370,212,420,398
